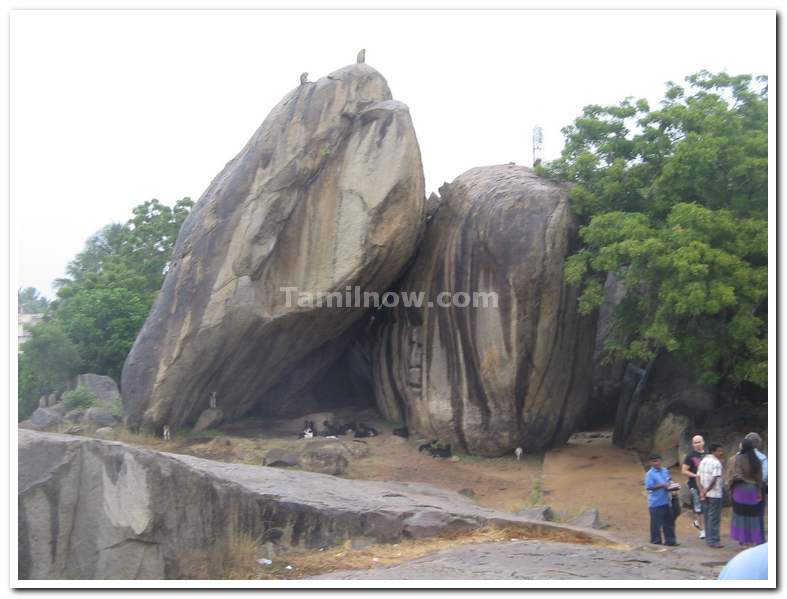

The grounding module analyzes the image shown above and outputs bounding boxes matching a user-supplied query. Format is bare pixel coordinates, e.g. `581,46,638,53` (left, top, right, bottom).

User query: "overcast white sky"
11,9,775,298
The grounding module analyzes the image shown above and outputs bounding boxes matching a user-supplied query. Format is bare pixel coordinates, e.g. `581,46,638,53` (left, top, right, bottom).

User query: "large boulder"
122,63,425,431
18,430,613,579
73,374,120,407
371,165,596,456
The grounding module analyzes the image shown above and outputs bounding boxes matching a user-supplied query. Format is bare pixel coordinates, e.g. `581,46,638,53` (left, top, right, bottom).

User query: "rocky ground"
310,540,729,580
38,409,760,581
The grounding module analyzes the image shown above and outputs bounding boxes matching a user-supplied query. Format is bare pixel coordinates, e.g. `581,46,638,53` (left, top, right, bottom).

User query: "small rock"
257,558,272,566
63,426,83,435
402,511,475,539
28,407,64,431
516,505,554,522
192,408,224,433
458,488,476,498
84,407,118,427
450,456,460,462
94,427,114,438
285,565,293,571
569,508,602,529
263,448,299,468
299,445,349,475
64,409,85,423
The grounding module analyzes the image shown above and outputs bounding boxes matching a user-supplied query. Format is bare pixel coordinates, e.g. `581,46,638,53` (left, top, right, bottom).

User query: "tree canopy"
538,71,768,389
18,287,49,313
18,197,193,418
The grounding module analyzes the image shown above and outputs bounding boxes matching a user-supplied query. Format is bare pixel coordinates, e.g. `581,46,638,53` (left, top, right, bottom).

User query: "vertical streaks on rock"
372,165,596,456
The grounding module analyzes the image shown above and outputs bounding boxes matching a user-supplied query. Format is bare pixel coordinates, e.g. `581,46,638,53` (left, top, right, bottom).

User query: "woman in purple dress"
728,438,764,546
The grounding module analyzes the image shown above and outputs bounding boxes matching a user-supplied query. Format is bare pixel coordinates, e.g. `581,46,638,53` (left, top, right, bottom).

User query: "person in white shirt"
698,442,725,548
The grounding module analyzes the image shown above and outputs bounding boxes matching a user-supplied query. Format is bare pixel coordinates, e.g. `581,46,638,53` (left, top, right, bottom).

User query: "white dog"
162,425,171,441
514,447,523,461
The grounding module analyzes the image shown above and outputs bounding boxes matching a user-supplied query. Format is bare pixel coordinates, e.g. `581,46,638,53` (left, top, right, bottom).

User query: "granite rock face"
18,430,612,580
584,272,628,428
613,351,717,451
372,165,596,456
121,63,425,431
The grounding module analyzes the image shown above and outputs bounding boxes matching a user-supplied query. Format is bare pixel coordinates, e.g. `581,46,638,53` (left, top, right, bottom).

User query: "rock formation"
371,165,596,456
18,430,613,580
584,272,628,428
613,351,717,452
121,63,426,431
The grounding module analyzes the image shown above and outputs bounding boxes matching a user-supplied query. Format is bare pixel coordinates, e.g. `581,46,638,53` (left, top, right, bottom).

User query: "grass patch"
527,479,543,506
177,530,266,580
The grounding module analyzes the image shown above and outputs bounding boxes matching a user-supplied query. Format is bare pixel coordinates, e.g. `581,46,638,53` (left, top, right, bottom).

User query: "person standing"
728,438,764,546
744,432,768,542
681,434,706,538
645,452,678,546
698,442,725,548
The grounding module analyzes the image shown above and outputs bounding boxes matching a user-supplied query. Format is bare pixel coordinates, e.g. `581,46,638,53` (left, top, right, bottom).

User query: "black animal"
354,423,378,438
393,426,410,438
321,420,340,437
418,439,451,458
338,422,358,436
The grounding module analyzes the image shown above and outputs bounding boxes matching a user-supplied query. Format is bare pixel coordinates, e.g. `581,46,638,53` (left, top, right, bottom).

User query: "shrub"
62,386,98,410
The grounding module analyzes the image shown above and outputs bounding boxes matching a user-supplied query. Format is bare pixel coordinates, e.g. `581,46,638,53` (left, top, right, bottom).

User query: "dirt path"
541,431,645,532
541,430,744,567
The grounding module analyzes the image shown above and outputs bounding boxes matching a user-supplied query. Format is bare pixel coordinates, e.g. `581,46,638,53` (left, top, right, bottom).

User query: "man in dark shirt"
681,434,706,539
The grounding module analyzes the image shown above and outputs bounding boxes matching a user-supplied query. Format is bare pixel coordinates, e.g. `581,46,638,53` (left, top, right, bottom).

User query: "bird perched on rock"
299,72,309,85
514,447,523,461
357,48,365,64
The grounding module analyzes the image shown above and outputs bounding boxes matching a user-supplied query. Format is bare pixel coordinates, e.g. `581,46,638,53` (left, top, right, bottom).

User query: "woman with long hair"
728,438,764,546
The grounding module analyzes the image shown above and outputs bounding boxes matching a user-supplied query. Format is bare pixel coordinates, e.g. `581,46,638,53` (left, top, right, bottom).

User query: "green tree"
18,287,49,313
539,71,767,388
18,319,82,419
51,197,194,380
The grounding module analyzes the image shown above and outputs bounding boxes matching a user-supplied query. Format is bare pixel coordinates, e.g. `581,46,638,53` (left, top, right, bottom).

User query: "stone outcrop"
73,374,121,407
584,272,628,428
613,351,717,452
121,63,426,431
371,165,596,456
18,430,614,580
192,408,224,433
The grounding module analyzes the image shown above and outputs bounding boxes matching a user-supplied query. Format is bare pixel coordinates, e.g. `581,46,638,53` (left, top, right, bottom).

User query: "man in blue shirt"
645,452,678,546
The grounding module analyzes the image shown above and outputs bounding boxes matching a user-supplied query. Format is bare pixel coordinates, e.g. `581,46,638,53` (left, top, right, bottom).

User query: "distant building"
18,309,43,352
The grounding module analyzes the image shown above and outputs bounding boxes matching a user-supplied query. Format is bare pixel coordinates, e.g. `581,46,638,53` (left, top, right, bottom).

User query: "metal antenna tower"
532,125,544,167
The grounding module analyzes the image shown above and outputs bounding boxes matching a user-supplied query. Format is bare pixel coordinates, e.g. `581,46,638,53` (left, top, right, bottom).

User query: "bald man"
682,434,706,538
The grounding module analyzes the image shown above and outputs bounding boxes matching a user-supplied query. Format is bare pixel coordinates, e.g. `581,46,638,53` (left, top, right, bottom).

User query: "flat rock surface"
18,430,615,580
310,539,729,580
